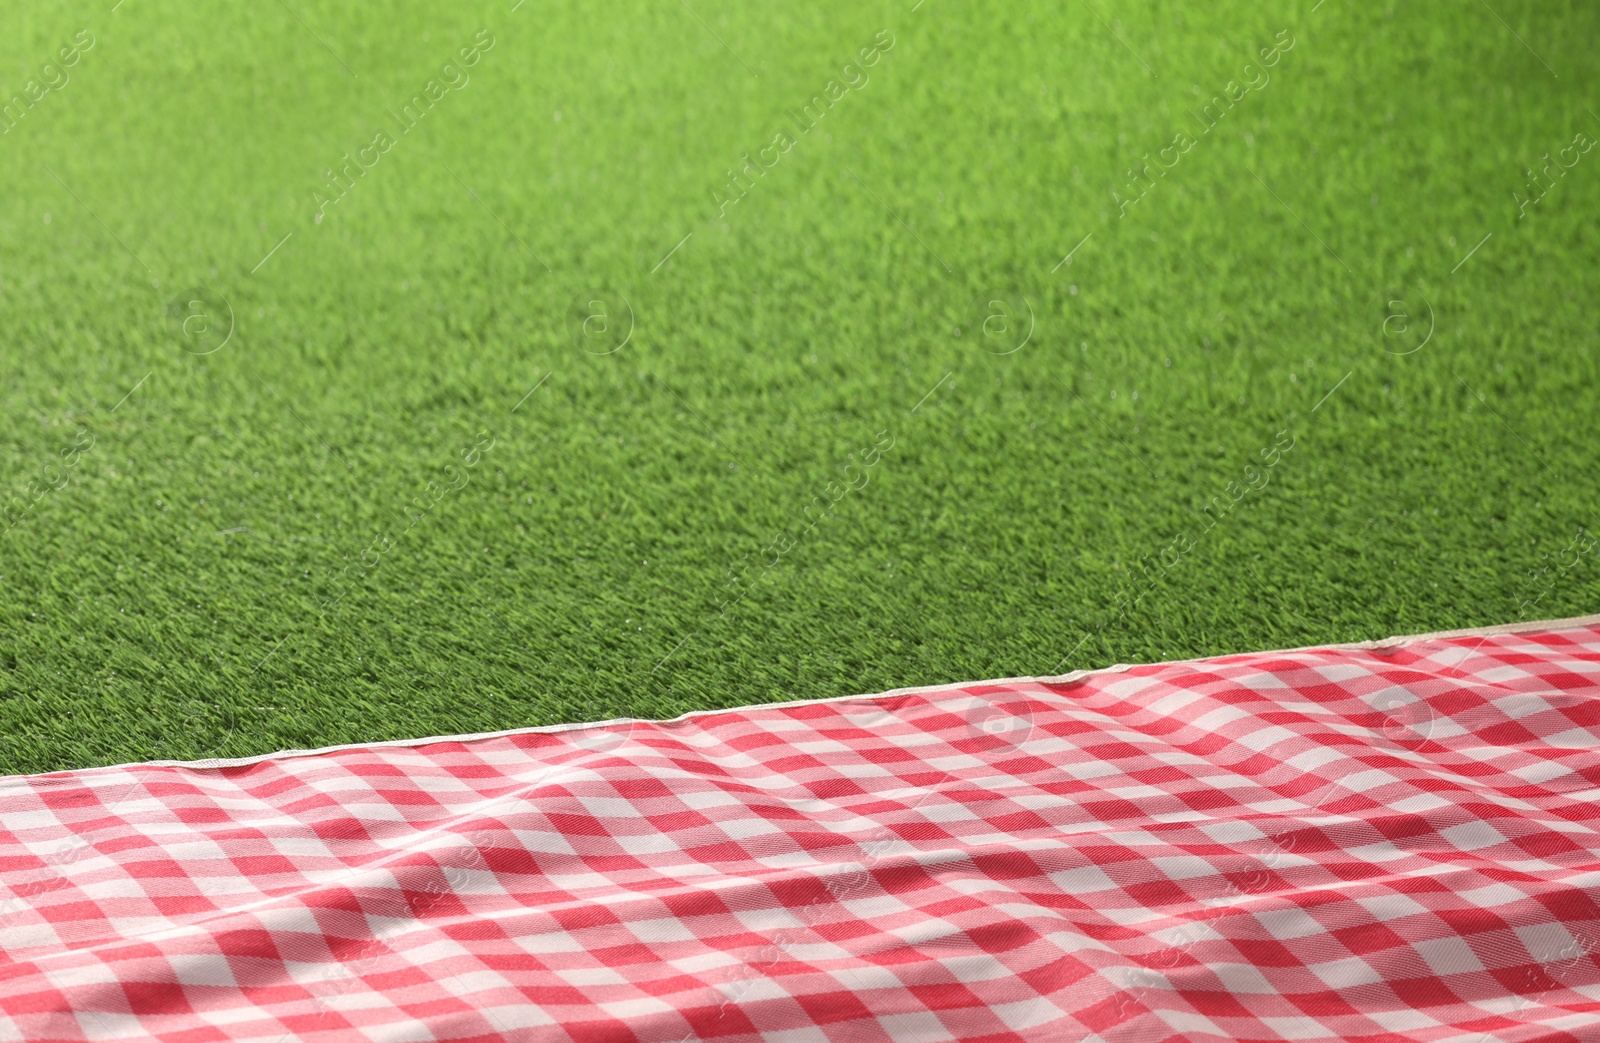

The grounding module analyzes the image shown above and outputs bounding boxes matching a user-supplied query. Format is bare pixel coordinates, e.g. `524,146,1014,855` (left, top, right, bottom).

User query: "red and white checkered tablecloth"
4,617,1600,1042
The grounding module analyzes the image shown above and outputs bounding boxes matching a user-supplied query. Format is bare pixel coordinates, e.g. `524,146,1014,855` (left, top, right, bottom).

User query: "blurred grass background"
0,0,1596,773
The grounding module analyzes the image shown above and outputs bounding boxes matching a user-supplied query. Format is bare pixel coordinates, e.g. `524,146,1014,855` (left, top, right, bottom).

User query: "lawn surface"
1,1,1597,774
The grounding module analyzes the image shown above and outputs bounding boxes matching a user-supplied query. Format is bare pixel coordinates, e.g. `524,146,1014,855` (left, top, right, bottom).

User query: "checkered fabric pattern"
4,620,1600,1042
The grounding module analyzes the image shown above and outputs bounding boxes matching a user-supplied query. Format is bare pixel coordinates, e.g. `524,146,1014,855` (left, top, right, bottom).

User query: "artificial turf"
1,1,1597,775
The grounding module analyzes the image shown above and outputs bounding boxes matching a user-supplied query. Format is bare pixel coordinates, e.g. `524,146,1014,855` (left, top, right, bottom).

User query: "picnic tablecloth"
4,616,1600,1041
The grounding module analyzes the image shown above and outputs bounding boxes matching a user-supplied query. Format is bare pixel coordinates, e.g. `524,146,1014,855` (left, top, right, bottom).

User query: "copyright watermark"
1380,292,1434,355
977,292,1034,355
166,288,234,355
955,691,1037,746
1369,685,1437,751
569,290,633,354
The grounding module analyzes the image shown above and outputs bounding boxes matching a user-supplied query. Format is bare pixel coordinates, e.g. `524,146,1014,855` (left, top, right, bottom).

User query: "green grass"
1,0,1597,775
